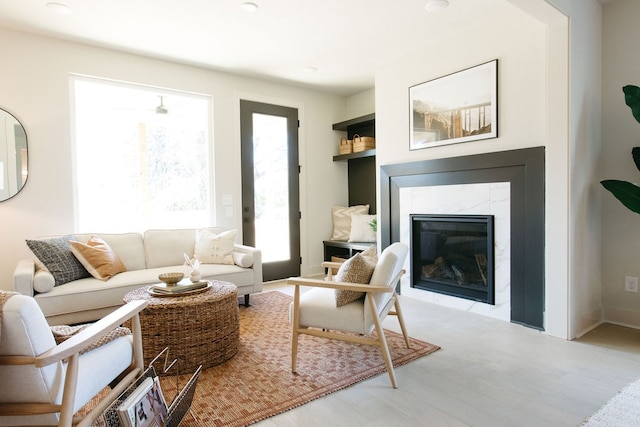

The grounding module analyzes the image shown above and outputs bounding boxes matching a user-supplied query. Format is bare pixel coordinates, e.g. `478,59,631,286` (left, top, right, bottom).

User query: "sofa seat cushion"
199,263,255,286
34,264,254,318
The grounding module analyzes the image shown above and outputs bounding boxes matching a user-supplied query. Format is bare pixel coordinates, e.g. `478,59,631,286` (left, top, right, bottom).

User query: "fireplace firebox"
410,214,495,304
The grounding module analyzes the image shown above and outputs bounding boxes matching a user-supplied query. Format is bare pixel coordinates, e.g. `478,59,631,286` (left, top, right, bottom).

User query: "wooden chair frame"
0,299,148,427
287,262,410,388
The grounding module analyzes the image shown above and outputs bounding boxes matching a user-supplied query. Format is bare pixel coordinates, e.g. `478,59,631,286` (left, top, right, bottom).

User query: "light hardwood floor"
256,282,640,427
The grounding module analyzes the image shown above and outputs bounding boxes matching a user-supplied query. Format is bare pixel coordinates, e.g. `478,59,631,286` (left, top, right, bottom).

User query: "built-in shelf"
332,113,375,132
331,113,376,214
332,149,376,162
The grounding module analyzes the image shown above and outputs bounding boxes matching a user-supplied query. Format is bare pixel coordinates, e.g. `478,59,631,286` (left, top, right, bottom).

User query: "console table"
323,240,374,261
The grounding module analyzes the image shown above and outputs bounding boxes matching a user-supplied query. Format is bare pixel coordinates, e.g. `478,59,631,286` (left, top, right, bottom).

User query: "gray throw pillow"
26,235,90,286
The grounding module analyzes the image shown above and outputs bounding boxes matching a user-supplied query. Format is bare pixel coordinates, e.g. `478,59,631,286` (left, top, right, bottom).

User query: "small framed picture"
409,60,498,150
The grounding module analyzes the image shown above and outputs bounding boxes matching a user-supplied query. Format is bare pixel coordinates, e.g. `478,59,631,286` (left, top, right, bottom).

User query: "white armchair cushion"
294,287,368,335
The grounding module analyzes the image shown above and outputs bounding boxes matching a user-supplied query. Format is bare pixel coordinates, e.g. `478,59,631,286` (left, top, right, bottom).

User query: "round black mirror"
0,108,28,201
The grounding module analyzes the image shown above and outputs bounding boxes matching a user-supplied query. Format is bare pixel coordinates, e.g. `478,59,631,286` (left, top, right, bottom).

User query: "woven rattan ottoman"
123,281,239,373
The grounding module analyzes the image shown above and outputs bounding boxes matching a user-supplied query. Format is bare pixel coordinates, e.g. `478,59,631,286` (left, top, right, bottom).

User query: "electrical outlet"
625,276,638,293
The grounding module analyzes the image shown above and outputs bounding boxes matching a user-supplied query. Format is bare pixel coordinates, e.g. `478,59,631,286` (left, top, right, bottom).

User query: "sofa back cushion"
74,233,146,272
144,228,225,269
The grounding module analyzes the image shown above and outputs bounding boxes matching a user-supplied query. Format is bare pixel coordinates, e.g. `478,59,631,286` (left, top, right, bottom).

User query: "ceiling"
0,0,516,96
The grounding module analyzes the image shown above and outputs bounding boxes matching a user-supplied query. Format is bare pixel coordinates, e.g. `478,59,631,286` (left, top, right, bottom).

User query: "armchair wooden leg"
368,297,397,388
393,295,411,349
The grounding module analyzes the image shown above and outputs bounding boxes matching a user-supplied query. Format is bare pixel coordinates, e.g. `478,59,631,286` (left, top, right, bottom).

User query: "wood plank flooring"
256,283,640,427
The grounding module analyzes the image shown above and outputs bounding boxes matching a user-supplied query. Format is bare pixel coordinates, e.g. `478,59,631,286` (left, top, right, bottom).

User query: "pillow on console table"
348,214,377,243
69,235,127,281
26,235,91,287
194,229,237,265
331,205,369,241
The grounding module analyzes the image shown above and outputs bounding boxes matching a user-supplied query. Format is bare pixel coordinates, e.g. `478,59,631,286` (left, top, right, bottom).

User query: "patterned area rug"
89,290,439,426
583,378,640,426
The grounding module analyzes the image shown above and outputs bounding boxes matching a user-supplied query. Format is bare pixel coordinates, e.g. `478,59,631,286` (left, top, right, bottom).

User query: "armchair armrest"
37,300,149,367
14,259,36,296
286,277,393,294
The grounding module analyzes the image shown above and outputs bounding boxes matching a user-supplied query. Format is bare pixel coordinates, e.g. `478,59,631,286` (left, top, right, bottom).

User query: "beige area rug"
583,378,640,426
90,291,439,426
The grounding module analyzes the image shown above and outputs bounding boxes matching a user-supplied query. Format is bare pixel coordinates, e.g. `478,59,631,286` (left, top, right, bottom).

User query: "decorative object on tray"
157,272,184,286
117,375,168,427
339,136,353,154
183,253,201,282
352,134,375,152
409,59,498,150
150,279,210,296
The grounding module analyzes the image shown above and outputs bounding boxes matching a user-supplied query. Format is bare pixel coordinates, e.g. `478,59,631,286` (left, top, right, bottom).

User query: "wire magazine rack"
97,347,202,427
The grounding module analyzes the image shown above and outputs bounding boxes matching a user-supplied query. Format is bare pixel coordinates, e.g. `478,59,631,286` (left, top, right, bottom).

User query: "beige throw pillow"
334,252,376,307
194,229,237,264
70,235,127,281
331,205,369,241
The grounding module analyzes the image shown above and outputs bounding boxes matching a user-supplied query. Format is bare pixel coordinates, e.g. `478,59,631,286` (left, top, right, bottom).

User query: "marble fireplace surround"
380,147,545,330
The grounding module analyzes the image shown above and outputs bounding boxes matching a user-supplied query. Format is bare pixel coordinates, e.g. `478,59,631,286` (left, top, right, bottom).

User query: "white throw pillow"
331,205,369,241
348,214,377,242
194,229,237,265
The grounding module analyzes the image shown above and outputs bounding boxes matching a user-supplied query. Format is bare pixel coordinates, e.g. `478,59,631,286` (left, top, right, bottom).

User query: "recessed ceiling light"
424,0,449,13
241,2,259,12
46,2,73,15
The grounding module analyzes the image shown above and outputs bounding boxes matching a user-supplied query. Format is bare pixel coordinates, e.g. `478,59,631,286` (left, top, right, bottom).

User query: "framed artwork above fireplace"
409,59,498,150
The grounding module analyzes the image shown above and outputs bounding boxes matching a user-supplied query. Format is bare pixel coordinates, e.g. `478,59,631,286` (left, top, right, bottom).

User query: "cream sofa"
13,228,262,325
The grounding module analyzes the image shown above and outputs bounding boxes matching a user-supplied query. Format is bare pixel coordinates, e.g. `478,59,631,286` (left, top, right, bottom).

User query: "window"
71,76,212,232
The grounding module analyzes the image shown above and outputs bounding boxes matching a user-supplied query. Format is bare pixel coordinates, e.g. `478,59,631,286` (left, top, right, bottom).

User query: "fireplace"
380,147,545,330
410,214,495,304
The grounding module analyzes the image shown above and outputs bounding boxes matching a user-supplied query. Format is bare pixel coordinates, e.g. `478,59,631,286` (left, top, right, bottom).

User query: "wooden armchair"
0,292,148,427
287,242,410,388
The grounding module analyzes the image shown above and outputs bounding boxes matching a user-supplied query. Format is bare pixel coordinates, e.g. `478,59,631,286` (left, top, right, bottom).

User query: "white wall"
601,0,640,328
0,28,348,289
374,0,603,339
548,0,603,338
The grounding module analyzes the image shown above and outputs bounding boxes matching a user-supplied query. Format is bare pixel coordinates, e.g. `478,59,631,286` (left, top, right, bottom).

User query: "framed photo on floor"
409,59,498,150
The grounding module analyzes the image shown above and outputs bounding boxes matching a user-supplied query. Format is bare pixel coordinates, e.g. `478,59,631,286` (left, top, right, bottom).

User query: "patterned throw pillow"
334,252,376,307
26,236,90,286
331,205,369,241
359,245,378,264
70,235,127,281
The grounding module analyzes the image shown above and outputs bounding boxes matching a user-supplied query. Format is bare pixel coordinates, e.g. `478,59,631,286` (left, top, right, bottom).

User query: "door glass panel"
252,113,290,263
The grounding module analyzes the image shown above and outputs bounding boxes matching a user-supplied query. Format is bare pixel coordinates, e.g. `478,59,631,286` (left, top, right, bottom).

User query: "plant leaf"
623,85,640,124
601,179,640,214
633,147,640,172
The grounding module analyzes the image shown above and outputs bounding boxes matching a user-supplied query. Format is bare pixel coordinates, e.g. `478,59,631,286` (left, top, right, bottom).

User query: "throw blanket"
0,290,20,342
51,324,131,354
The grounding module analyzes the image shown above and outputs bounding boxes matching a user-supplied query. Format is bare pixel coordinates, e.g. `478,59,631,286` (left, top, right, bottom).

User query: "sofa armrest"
14,259,36,296
233,244,263,286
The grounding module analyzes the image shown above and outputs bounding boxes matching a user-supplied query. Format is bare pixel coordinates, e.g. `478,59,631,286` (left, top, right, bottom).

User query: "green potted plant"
601,85,640,214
